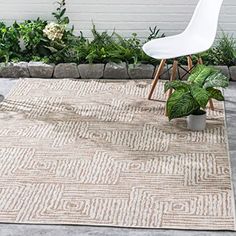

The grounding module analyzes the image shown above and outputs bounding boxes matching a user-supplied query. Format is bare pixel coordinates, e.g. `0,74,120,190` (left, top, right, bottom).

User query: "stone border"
0,62,236,80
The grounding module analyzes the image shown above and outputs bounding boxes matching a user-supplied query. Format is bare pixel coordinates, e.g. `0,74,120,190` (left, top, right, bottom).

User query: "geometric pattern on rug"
0,79,235,230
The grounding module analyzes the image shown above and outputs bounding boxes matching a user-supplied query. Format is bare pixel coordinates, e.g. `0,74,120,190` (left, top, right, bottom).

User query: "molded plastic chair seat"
143,33,209,60
143,0,224,60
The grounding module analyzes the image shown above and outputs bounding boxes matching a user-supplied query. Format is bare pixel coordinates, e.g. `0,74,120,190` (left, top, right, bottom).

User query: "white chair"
143,0,224,107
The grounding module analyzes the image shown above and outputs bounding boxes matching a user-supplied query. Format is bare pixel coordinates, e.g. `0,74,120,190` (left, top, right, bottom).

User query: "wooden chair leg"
208,97,215,111
187,56,193,71
198,57,215,111
198,57,203,65
148,59,166,100
165,60,178,116
167,60,178,98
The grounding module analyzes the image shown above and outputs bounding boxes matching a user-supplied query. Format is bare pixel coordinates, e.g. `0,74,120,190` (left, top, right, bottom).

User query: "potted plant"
165,65,229,130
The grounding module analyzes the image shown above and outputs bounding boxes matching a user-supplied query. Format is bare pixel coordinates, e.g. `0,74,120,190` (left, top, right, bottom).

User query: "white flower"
43,22,65,41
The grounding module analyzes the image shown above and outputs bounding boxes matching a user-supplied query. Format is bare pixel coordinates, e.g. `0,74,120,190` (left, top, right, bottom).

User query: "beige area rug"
0,78,235,231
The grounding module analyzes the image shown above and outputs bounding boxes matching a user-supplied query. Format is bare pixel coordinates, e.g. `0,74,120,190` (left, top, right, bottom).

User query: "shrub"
0,0,165,65
4,0,233,66
79,25,164,65
19,18,49,59
202,32,236,66
52,0,70,25
0,0,235,66
0,22,20,63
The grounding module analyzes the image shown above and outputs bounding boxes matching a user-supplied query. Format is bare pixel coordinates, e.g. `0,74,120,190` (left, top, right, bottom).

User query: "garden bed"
1,0,236,81
0,62,235,80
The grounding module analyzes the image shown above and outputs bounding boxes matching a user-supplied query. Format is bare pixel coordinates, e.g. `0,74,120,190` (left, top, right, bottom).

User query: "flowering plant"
43,22,65,41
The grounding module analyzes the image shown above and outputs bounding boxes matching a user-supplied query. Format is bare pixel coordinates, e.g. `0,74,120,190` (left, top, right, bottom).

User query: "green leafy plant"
51,0,74,38
109,33,143,64
0,22,20,63
110,27,164,65
147,26,165,41
44,0,81,63
30,56,50,64
18,0,76,62
82,24,115,63
165,65,229,120
1,0,236,67
52,0,70,25
19,18,49,57
0,0,164,65
0,0,165,65
76,24,165,65
48,33,86,63
202,32,236,66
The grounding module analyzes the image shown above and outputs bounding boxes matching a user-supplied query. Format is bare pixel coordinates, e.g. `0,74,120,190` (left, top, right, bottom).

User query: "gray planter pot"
187,112,206,131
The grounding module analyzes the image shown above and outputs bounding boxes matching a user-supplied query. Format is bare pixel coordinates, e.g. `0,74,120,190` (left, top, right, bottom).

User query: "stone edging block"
128,64,154,79
229,66,236,81
28,62,55,78
0,61,235,80
104,62,129,79
54,63,80,78
0,62,29,78
213,66,231,78
78,64,104,79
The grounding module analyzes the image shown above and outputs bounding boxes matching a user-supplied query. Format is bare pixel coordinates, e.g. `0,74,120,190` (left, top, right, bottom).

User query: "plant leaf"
44,46,58,53
63,16,70,24
59,8,66,18
190,84,209,108
207,88,225,101
203,71,229,89
188,65,215,86
167,90,199,120
164,80,190,93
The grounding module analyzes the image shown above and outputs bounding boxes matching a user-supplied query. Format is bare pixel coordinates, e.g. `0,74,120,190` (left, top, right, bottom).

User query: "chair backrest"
184,0,224,47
